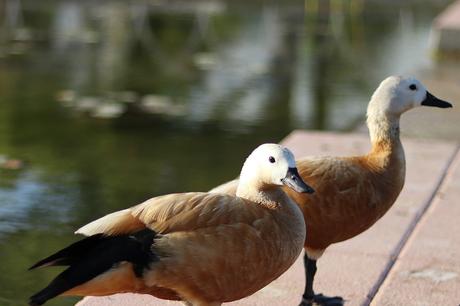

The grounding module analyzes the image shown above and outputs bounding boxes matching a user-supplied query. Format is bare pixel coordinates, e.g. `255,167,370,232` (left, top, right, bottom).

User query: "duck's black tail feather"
29,228,158,306
29,234,105,270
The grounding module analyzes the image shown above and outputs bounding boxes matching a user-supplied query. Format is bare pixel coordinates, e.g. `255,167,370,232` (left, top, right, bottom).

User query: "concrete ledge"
372,148,460,305
78,131,459,306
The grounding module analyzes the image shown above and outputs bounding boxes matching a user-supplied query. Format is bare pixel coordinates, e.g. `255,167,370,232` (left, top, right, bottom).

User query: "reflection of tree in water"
48,2,301,128
309,1,332,130
2,0,440,131
1,1,314,131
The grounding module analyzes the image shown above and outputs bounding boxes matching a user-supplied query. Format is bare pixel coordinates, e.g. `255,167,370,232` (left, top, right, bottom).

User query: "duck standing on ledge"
29,144,314,306
210,76,453,305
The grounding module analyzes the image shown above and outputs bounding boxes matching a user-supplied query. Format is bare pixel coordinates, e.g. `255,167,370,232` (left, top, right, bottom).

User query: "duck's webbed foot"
299,293,344,306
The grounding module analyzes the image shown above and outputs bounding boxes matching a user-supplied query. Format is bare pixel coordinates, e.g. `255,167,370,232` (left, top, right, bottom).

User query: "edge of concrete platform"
364,144,460,305
371,144,460,305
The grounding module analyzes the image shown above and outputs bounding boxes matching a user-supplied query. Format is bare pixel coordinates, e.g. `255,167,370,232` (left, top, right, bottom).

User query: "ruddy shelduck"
210,76,453,305
29,144,314,306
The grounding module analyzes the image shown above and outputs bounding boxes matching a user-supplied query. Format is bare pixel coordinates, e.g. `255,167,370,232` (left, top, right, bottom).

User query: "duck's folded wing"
75,208,145,236
290,156,383,209
76,192,262,236
295,156,367,190
133,192,263,233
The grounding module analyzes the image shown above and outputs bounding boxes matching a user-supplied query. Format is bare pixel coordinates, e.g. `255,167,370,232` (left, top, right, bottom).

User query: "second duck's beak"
281,168,315,194
421,91,453,108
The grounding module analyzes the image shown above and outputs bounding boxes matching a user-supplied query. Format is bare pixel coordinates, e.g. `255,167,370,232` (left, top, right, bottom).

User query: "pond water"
0,0,450,305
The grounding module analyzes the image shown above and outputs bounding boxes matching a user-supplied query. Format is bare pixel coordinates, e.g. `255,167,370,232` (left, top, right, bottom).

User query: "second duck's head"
238,144,314,195
368,76,452,119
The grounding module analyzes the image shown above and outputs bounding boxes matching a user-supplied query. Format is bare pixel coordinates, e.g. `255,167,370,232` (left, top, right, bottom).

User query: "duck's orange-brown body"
67,191,306,304
285,138,405,251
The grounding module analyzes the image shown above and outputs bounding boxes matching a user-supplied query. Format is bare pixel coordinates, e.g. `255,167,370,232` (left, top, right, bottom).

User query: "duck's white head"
367,76,452,120
237,143,314,196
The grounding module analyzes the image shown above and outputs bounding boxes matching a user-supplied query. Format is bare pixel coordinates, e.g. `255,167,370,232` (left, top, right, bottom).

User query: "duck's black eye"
409,84,417,91
269,156,276,163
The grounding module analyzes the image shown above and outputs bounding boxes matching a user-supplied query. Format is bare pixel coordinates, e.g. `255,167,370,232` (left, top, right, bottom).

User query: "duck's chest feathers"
364,140,406,214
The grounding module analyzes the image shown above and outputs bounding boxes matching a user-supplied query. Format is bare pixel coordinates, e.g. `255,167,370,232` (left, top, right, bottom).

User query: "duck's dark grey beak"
281,167,314,194
421,91,453,108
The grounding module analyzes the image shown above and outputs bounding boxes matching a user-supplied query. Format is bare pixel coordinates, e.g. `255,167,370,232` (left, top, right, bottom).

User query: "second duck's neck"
367,112,400,146
366,112,404,167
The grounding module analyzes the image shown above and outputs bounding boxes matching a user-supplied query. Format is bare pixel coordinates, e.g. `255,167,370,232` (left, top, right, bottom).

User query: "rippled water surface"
0,0,449,305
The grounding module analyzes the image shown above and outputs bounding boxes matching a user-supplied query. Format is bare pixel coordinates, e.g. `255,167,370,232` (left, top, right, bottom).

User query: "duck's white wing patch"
75,209,144,236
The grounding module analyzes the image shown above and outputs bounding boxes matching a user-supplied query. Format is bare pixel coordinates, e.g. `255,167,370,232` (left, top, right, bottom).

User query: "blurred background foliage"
0,0,452,305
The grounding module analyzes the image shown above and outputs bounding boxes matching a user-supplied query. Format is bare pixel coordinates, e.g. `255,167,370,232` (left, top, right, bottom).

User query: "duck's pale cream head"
237,143,314,195
367,76,452,119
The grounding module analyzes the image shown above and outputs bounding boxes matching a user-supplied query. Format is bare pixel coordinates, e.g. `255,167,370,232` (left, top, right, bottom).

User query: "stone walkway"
78,130,460,306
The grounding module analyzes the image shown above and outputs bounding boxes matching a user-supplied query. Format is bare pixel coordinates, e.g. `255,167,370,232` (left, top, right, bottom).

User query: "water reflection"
0,0,450,305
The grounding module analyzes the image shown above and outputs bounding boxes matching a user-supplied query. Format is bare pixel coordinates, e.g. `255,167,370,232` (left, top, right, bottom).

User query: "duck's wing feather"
291,156,375,204
296,154,392,200
75,208,145,236
298,156,367,187
76,192,263,237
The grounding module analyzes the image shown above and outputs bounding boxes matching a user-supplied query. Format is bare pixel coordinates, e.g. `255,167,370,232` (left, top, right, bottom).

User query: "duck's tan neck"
366,113,405,169
363,112,406,217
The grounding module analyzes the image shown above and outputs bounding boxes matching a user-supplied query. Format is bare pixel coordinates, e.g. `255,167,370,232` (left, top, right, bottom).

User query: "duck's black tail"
29,228,158,306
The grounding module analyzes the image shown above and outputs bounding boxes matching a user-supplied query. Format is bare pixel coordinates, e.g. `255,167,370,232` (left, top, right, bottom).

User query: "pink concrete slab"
431,0,460,53
77,131,458,306
433,0,460,30
371,149,460,306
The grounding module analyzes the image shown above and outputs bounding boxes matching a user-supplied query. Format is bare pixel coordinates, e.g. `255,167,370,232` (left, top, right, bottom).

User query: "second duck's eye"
409,84,417,91
269,156,276,163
